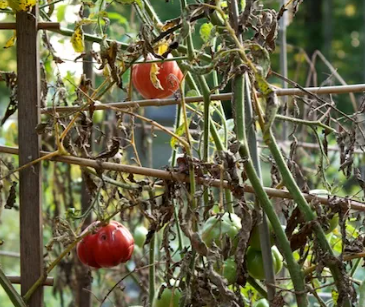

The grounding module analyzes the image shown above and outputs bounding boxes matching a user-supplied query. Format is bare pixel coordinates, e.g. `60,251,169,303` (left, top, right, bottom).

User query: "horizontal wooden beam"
0,251,20,258
0,22,60,30
0,144,364,211
7,276,53,287
41,84,365,114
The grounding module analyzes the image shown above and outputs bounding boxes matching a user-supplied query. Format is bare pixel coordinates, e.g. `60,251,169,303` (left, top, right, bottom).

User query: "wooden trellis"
2,4,365,307
0,6,59,307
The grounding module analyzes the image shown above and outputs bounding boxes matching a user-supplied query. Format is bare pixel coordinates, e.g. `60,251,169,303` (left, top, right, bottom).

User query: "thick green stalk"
234,76,307,306
0,266,27,307
238,145,308,306
143,0,162,25
265,130,352,307
242,74,276,300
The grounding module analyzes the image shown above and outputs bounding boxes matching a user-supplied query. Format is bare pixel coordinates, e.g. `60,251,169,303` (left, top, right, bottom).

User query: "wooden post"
17,7,43,307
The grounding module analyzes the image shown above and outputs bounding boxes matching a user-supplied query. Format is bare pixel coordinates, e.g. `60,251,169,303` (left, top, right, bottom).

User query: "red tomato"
77,220,134,269
132,54,183,99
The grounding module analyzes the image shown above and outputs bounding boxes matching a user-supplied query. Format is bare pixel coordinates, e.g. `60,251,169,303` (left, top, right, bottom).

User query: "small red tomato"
132,54,183,99
77,220,134,269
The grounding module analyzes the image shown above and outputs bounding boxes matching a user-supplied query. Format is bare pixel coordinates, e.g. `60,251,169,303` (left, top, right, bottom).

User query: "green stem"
265,130,352,307
170,104,184,251
197,76,211,163
234,82,307,305
0,266,27,307
23,228,93,302
185,73,234,212
275,114,336,134
359,278,365,307
143,0,162,25
149,233,156,306
238,144,307,306
242,74,276,300
247,276,268,299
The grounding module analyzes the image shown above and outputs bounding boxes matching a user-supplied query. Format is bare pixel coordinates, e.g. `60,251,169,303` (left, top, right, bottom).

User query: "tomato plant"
77,220,134,268
201,213,241,250
132,55,183,99
153,287,182,307
245,247,283,280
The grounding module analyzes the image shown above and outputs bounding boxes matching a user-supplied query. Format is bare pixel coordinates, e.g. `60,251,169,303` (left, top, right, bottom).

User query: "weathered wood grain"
17,7,43,307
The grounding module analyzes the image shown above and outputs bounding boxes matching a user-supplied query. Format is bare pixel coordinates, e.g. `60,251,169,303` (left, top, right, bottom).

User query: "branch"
40,84,365,114
0,145,365,211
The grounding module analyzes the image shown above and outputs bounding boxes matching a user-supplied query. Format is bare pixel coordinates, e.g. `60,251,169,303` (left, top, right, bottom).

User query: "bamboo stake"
0,144,364,211
7,276,54,287
40,84,365,114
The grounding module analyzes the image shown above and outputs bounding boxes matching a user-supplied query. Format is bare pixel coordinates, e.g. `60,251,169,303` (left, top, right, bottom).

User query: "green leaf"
241,0,246,11
170,119,190,149
108,12,128,24
200,23,214,42
57,4,66,22
186,89,199,98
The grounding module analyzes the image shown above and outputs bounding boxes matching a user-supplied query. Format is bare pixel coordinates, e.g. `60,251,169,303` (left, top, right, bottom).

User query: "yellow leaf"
8,0,36,12
331,290,338,304
4,31,16,49
170,119,190,149
150,63,163,90
0,0,8,9
71,26,84,53
154,41,169,55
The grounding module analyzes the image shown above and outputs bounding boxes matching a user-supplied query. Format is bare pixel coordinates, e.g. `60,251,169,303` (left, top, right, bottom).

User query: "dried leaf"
4,31,16,49
150,63,164,90
5,181,17,210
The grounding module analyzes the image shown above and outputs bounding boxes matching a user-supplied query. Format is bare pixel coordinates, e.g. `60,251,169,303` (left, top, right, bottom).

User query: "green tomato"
328,214,339,233
134,225,148,248
271,246,283,274
249,222,274,251
253,298,269,307
153,287,182,307
92,110,104,123
222,258,237,285
246,247,281,280
201,213,241,249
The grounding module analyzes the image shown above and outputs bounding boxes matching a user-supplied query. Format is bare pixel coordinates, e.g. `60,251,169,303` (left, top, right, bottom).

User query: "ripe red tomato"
77,220,134,268
132,54,183,99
